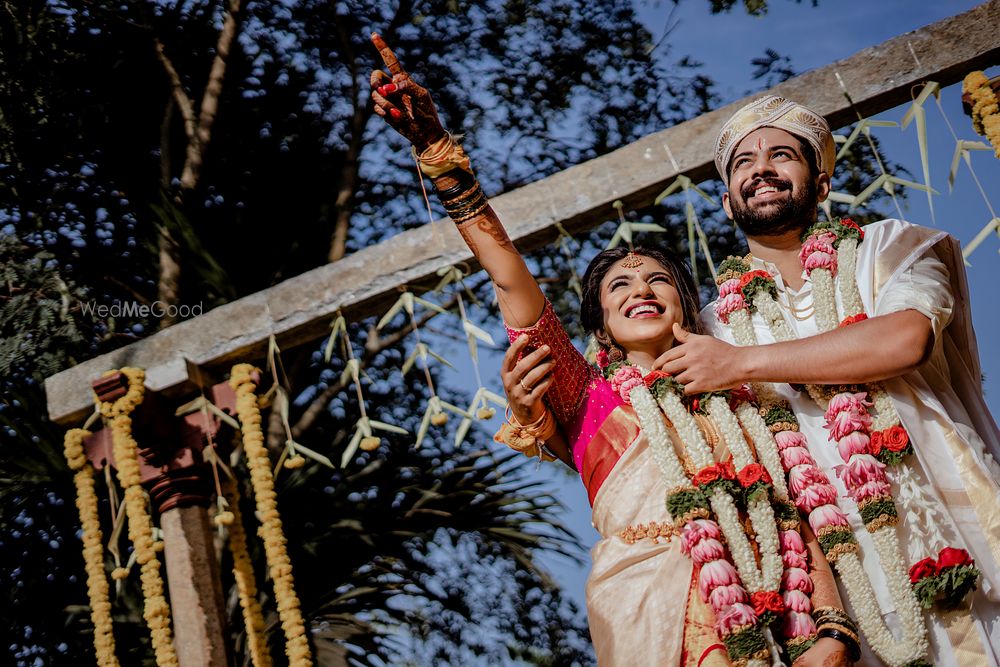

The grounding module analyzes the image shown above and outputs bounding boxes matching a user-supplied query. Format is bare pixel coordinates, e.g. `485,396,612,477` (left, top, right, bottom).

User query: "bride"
369,34,853,667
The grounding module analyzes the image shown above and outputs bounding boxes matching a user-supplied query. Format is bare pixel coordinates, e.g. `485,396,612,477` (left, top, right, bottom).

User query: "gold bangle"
450,201,490,223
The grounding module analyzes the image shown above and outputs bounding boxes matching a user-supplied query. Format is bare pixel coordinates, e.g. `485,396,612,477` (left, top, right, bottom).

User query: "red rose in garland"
693,461,736,487
737,463,772,488
644,370,671,387
840,217,864,239
881,425,910,452
909,557,937,583
693,465,722,487
839,313,869,328
937,547,974,569
750,590,785,617
869,430,884,456
737,269,772,292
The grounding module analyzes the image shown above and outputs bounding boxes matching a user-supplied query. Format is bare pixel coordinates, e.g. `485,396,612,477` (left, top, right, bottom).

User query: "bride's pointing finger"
370,32,406,77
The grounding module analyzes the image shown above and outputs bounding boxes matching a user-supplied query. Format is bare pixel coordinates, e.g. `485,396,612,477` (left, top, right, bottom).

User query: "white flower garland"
655,390,714,468
835,552,913,666
624,379,781,664
837,239,864,317
809,268,839,332
870,385,901,432
706,396,755,468
734,402,790,501
629,388,688,490
871,527,930,664
709,486,765,592
718,221,936,665
756,293,796,342
728,308,758,347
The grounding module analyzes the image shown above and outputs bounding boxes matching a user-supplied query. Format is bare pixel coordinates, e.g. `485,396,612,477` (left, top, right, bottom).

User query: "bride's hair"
579,246,703,340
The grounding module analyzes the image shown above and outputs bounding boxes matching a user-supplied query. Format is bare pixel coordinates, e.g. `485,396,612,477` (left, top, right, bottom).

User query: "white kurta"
701,219,1000,666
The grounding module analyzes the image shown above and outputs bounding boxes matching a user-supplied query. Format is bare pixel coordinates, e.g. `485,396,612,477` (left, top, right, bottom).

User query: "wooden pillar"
86,374,237,667
159,504,229,667
148,463,230,667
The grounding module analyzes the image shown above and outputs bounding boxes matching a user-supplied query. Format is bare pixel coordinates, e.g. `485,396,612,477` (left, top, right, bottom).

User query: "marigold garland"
230,364,313,667
63,427,120,667
222,480,272,667
97,367,179,667
964,71,1000,158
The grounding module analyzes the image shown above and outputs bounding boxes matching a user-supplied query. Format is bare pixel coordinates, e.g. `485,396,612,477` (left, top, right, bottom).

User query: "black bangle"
433,169,476,200
817,628,861,662
442,184,485,212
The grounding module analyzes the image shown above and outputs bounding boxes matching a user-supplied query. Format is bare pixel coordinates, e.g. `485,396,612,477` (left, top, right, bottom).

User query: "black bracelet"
442,185,485,212
433,169,477,200
817,628,861,662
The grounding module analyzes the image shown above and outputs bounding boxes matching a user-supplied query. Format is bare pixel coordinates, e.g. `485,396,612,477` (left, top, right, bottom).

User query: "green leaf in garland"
716,255,750,283
666,487,709,520
764,405,797,426
722,626,767,660
818,527,858,555
740,274,778,304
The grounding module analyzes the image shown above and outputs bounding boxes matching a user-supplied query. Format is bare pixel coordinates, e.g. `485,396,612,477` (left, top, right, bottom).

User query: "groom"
661,95,1000,665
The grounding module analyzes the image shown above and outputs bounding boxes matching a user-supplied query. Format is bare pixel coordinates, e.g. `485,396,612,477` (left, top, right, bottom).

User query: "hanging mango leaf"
654,174,717,206
900,81,940,225
323,314,347,363
948,140,992,191
376,292,414,331
835,119,898,161
453,386,508,448
963,218,1000,261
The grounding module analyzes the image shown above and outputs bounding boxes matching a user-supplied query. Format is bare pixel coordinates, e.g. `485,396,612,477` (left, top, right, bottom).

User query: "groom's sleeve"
875,250,954,344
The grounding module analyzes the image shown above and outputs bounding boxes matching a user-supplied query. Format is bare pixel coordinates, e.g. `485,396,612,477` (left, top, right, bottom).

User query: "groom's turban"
715,95,836,187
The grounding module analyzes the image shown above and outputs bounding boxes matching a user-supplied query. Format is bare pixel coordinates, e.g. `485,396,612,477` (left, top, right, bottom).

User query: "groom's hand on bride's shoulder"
655,323,747,395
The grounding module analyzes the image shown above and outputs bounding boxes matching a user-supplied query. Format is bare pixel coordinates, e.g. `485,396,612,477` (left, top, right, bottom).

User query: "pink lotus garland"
609,364,644,405
715,278,747,324
772,423,857,560
822,392,900,532
768,417,850,660
798,232,838,277
682,519,768,660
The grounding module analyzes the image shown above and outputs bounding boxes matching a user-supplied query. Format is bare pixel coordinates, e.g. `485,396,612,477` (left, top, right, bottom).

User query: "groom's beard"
730,177,818,238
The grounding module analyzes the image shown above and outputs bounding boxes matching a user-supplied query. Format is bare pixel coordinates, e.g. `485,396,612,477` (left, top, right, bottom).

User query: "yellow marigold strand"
223,480,272,667
97,368,179,667
964,70,1000,158
64,428,121,667
230,364,313,666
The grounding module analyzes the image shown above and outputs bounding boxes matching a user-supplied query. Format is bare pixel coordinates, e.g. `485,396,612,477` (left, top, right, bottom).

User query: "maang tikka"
620,251,643,269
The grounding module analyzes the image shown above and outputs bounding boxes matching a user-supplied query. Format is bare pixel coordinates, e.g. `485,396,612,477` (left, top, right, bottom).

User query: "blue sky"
522,0,1000,631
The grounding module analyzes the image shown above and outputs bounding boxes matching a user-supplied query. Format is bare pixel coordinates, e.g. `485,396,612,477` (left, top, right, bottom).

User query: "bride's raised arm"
369,34,544,328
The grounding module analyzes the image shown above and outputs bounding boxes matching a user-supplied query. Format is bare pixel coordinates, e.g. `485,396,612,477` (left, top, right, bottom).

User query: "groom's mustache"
741,177,792,200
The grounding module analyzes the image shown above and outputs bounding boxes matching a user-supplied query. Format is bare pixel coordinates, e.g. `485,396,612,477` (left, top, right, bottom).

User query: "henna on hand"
369,33,447,152
457,211,515,260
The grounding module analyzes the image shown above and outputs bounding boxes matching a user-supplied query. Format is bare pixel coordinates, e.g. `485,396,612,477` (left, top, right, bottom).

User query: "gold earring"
608,344,624,363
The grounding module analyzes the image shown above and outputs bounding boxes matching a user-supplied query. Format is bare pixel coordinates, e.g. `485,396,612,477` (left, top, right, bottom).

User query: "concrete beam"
45,1,1000,424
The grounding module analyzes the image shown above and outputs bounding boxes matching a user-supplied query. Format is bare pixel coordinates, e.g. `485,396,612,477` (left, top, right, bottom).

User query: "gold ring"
519,379,532,393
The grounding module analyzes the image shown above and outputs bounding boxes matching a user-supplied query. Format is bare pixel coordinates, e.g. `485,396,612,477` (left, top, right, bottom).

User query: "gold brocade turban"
715,95,836,186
